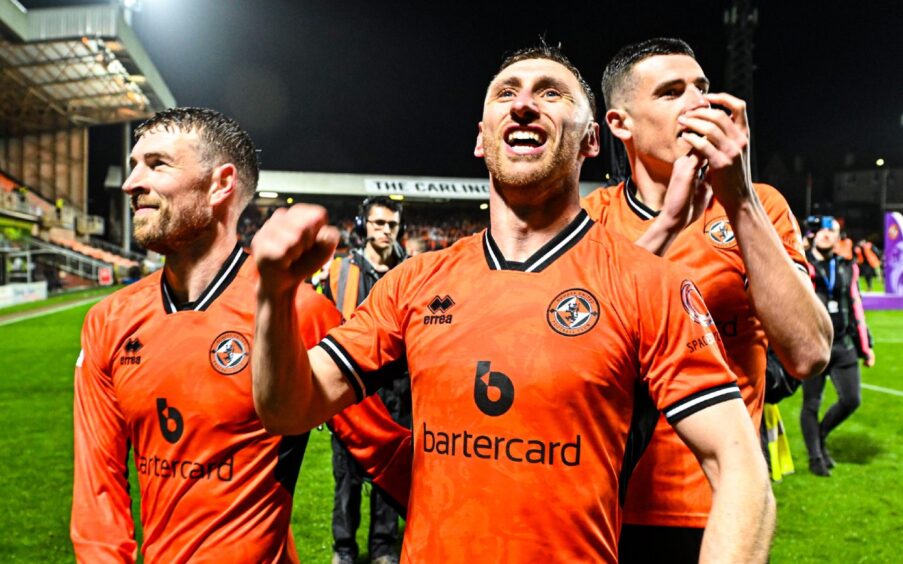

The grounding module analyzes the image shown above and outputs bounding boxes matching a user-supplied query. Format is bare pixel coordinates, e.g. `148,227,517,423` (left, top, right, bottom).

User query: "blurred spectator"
237,201,488,254
854,240,882,291
833,228,854,260
801,216,875,477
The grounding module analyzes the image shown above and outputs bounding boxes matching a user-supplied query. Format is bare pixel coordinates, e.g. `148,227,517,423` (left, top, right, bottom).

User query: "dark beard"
133,188,213,255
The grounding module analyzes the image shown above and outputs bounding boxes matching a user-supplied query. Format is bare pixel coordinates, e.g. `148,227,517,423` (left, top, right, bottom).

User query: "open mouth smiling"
504,127,548,155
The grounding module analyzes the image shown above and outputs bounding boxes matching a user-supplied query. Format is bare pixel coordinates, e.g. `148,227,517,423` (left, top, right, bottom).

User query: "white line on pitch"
862,383,903,397
0,297,102,327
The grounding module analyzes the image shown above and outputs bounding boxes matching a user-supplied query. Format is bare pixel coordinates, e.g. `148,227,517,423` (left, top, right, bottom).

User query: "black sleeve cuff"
318,335,407,403
319,336,366,402
663,382,743,425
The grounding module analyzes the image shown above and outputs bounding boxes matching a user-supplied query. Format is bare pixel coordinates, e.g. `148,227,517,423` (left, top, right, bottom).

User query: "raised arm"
673,399,775,563
251,204,355,434
679,92,832,378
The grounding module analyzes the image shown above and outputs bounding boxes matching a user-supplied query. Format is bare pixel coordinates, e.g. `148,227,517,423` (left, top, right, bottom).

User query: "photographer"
801,216,876,476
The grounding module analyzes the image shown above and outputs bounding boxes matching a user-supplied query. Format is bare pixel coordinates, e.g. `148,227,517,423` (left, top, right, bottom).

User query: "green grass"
770,310,903,563
0,298,382,563
859,275,885,294
0,298,900,561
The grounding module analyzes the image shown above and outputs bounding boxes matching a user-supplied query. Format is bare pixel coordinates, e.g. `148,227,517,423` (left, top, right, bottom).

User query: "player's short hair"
493,42,597,117
135,107,260,204
601,38,696,109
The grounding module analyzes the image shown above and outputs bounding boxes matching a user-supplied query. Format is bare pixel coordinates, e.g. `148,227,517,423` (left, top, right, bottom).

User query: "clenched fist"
252,204,340,297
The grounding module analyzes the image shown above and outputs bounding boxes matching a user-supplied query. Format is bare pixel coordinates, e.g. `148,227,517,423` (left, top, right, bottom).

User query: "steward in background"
323,196,410,564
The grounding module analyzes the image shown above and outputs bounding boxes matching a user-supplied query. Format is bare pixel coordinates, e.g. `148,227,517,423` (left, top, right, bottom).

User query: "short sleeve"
295,283,342,347
317,265,407,402
756,183,807,273
636,261,742,425
580,186,614,223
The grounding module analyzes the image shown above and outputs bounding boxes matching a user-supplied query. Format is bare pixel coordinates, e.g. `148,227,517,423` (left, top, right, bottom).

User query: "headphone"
354,196,405,241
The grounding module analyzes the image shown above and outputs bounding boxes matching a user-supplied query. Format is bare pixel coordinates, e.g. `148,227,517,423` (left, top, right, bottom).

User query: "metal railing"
88,235,146,262
7,236,112,283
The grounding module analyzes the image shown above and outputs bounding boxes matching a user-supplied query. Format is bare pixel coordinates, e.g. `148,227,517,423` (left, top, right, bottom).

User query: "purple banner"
885,212,903,296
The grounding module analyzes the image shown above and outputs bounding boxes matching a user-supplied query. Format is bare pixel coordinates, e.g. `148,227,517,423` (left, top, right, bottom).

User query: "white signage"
365,178,490,200
0,281,48,308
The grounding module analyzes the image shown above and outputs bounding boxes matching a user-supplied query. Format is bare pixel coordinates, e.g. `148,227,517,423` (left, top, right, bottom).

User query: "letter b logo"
156,398,184,443
474,361,514,416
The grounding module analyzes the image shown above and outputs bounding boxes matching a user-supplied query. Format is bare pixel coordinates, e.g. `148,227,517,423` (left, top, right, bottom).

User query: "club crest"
705,218,736,248
547,288,600,336
209,331,250,375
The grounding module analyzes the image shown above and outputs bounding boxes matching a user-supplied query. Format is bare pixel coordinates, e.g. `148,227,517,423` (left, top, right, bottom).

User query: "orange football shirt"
71,244,341,563
320,211,740,562
582,181,806,528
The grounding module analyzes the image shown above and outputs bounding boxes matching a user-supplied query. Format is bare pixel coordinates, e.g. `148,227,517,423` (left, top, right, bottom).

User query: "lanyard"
820,257,836,295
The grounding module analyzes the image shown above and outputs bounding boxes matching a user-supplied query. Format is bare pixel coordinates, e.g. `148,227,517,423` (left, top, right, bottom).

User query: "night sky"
20,0,903,201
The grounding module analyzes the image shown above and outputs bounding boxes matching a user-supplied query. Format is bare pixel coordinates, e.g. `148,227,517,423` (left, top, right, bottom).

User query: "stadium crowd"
238,204,487,256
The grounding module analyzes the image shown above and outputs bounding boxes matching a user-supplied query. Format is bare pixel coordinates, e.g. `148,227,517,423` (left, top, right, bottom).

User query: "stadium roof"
0,1,175,135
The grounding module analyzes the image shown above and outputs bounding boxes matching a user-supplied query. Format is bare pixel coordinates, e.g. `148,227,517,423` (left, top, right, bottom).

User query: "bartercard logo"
422,422,581,467
156,398,184,443
474,360,514,416
546,288,599,336
423,362,581,466
209,331,250,375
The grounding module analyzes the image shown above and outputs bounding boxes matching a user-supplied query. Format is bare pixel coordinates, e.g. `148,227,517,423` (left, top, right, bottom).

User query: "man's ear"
474,122,484,158
581,121,601,158
209,163,238,207
605,108,631,142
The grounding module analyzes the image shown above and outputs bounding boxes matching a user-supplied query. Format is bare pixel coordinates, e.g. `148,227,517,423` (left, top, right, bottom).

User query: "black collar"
624,178,660,221
160,243,248,313
482,209,594,272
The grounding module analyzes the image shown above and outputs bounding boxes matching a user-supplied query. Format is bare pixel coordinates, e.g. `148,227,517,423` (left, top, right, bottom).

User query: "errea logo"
424,295,455,325
120,336,143,365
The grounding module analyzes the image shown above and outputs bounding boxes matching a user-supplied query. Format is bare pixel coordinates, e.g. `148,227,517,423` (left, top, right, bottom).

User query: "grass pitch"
770,310,903,563
0,295,900,562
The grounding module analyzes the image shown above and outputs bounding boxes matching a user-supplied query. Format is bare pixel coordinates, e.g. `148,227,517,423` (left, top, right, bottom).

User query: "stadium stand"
0,2,173,301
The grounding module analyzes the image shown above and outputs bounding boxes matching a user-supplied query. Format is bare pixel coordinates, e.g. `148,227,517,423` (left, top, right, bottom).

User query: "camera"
805,215,835,234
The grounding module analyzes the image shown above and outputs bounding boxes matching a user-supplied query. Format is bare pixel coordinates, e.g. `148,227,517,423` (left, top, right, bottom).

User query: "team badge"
680,280,714,327
209,331,250,375
547,288,600,336
705,218,736,248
